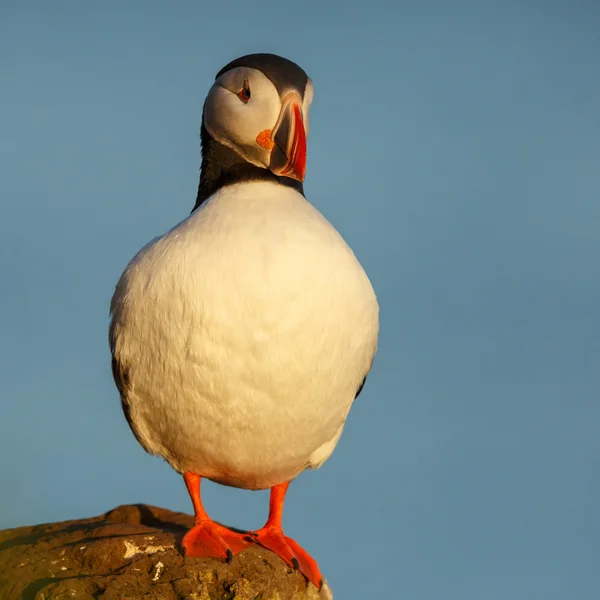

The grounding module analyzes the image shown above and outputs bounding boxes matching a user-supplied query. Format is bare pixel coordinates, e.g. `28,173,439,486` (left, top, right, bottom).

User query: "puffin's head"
203,53,313,183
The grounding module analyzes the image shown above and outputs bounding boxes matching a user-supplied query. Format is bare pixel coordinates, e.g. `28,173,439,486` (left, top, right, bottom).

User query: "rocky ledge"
0,504,332,599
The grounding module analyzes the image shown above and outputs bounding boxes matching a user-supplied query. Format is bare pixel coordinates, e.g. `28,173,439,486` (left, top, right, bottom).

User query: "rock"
0,504,333,599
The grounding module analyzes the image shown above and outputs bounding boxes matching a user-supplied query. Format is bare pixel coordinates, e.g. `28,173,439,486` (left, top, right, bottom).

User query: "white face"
203,66,314,174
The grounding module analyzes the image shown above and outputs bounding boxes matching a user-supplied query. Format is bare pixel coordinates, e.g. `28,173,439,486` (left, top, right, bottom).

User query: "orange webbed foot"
182,519,252,561
251,525,323,589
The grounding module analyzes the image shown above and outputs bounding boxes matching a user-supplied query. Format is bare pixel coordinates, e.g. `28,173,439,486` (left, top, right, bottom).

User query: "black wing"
354,375,367,400
110,350,151,453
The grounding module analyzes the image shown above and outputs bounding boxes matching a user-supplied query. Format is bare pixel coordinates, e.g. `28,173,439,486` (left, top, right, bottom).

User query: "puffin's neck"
191,124,305,213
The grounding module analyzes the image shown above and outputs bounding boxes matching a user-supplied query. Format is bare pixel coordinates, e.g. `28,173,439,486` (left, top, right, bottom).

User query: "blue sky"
1,1,599,598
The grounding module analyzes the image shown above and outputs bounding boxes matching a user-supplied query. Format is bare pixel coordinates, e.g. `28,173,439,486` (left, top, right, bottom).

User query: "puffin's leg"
181,472,251,561
251,482,324,589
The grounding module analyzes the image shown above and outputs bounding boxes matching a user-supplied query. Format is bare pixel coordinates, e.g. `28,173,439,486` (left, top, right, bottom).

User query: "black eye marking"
238,79,251,103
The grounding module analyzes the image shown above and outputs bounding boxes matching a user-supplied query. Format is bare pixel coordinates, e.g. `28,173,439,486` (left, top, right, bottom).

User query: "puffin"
109,53,379,589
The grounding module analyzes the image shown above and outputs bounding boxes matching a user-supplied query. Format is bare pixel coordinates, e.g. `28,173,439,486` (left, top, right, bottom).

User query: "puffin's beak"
269,92,307,182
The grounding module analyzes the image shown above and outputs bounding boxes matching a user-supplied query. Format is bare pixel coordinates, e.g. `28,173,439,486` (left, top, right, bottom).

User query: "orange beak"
268,93,307,182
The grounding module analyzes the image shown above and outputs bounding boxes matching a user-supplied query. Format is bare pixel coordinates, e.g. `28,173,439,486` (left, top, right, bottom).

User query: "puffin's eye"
238,79,251,103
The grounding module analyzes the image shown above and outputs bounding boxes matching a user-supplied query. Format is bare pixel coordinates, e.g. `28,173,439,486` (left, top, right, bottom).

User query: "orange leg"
251,482,323,589
181,472,251,561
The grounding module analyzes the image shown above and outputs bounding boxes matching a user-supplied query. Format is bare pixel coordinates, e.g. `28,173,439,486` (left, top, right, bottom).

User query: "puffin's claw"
250,525,323,590
181,519,251,560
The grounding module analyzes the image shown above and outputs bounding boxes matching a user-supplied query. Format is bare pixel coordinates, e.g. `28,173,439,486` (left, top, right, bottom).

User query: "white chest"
110,182,378,489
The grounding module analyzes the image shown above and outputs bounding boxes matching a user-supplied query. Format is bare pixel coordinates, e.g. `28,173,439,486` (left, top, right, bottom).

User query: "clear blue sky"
1,1,599,598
